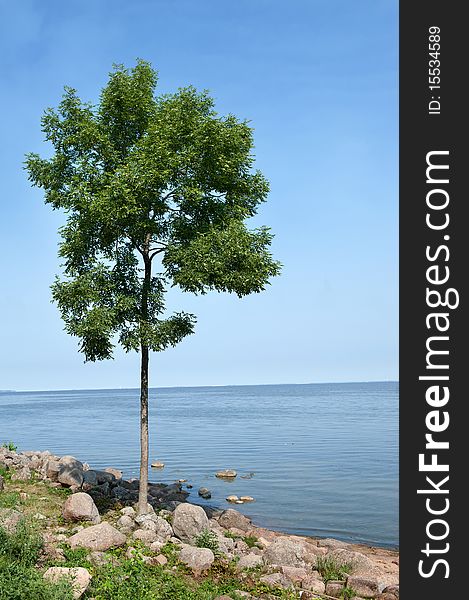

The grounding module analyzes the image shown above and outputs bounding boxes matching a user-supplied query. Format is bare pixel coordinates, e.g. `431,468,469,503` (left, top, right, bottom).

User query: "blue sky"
0,0,397,390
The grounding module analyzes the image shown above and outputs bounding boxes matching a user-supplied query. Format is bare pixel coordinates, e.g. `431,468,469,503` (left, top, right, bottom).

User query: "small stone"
301,575,326,594
43,566,91,599
133,529,158,544
11,466,31,481
120,506,136,517
0,475,4,491
240,496,255,502
33,513,47,520
117,515,135,529
383,585,399,598
325,580,345,598
259,572,293,589
149,540,165,553
347,575,383,597
216,469,237,479
237,553,263,570
151,461,165,468
154,554,168,565
226,495,239,503
198,487,212,499
177,479,187,483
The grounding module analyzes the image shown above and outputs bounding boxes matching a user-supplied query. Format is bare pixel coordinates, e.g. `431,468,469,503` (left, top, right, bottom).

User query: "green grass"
316,555,353,582
194,529,221,556
242,535,259,548
0,492,20,509
0,521,74,600
340,586,357,599
1,442,17,452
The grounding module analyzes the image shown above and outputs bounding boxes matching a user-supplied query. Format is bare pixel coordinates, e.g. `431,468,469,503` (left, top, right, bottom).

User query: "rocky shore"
0,447,399,599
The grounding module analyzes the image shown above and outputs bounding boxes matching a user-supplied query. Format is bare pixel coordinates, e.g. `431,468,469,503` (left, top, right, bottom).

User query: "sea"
0,381,398,548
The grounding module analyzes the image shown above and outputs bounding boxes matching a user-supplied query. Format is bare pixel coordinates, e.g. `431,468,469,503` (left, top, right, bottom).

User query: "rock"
104,467,122,480
43,566,91,599
216,469,237,479
111,486,134,501
347,575,384,597
281,566,311,583
172,503,209,543
151,461,165,468
329,548,376,575
218,509,252,532
89,551,114,567
59,456,84,470
301,575,326,594
179,546,215,572
152,516,173,541
133,529,158,544
11,466,31,481
226,495,239,503
240,496,255,502
259,572,293,589
68,522,126,551
264,536,316,568
237,553,264,570
149,540,165,553
94,470,116,485
377,594,398,600
317,537,350,550
120,506,136,517
0,474,4,491
58,468,84,488
198,487,212,499
33,513,47,520
82,470,98,488
63,493,100,524
325,580,345,597
153,554,168,566
383,585,399,597
0,508,23,533
117,515,135,529
45,460,61,482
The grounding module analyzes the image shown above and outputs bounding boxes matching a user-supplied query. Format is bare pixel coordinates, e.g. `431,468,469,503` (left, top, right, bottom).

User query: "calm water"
0,382,398,548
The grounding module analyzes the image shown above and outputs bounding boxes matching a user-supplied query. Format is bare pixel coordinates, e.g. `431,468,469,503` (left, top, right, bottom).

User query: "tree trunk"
138,249,152,515
138,343,150,514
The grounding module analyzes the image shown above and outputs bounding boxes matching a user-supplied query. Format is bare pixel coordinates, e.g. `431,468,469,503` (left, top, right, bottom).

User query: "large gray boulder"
58,467,84,488
179,545,215,572
172,503,209,543
62,493,100,524
68,522,126,551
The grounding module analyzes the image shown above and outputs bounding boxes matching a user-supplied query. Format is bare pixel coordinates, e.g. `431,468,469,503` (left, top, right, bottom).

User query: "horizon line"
4,379,399,394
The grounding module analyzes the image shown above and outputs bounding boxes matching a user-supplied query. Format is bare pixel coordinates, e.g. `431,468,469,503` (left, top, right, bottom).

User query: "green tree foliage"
25,60,280,512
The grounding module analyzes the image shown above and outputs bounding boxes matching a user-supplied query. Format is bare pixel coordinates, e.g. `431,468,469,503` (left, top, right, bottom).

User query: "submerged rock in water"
151,461,165,468
198,487,212,499
216,469,237,479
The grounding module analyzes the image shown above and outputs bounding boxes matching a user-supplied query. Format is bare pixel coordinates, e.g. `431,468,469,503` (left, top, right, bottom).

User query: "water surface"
0,382,398,547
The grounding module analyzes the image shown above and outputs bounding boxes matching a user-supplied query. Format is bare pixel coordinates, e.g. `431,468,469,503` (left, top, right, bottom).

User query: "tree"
25,61,281,514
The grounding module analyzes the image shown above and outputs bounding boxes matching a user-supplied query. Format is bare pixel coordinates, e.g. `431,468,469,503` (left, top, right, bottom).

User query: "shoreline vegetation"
1,447,399,600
